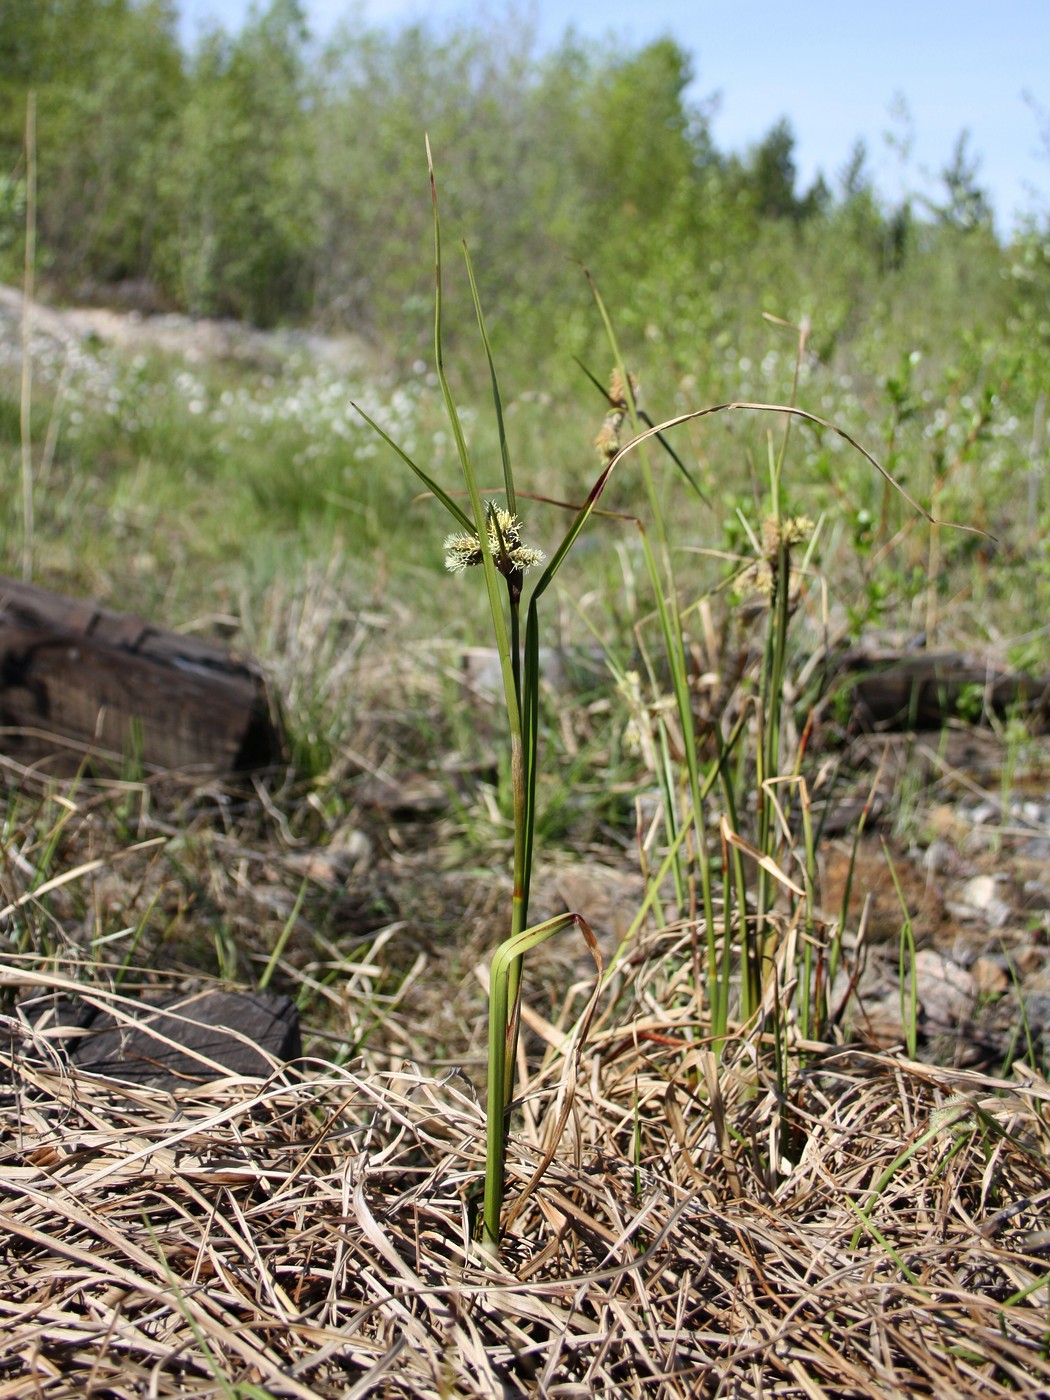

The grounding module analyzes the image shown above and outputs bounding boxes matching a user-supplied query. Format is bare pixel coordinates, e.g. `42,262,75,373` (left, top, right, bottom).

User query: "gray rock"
911,949,976,1030
947,874,1014,928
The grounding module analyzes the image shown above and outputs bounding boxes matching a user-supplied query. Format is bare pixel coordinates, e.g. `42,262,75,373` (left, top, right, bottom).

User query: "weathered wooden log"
0,577,284,774
825,648,1050,732
18,988,301,1088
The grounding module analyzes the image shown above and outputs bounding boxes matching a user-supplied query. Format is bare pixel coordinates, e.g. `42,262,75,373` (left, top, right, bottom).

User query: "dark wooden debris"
821,648,1050,733
0,576,284,775
17,988,301,1088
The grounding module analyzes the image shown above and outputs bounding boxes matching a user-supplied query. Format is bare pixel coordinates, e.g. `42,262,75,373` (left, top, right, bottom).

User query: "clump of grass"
576,297,976,1151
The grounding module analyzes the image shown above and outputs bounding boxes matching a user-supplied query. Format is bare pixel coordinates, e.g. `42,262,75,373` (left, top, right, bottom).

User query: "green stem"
483,911,599,1252
428,142,531,1201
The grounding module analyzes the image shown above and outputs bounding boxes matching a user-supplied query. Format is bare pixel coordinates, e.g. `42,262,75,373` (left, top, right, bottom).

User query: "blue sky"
179,0,1050,232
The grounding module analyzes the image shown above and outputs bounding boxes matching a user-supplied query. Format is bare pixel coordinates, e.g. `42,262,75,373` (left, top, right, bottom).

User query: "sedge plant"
358,146,979,1252
580,298,839,1062
355,145,625,1253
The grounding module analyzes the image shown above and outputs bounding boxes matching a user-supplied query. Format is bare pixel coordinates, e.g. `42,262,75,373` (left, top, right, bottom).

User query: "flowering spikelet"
762,514,814,554
608,368,639,412
741,558,776,597
444,503,544,577
741,515,814,599
594,369,641,465
593,421,621,464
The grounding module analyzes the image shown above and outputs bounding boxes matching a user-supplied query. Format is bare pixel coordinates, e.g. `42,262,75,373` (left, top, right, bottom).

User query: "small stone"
1015,946,1045,977
331,826,371,865
927,804,960,839
972,956,1010,998
961,875,997,910
957,875,1013,928
912,949,975,1028
923,838,957,875
1020,994,1050,1049
295,827,372,886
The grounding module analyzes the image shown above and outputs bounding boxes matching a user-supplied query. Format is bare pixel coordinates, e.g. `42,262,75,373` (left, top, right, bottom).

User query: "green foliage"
0,171,26,281
307,22,716,360
154,1,318,322
924,130,994,232
734,117,824,222
2,3,1047,643
6,2,1032,382
1,0,185,288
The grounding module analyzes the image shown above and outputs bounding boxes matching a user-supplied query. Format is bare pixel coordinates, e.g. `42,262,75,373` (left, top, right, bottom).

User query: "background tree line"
0,0,1042,373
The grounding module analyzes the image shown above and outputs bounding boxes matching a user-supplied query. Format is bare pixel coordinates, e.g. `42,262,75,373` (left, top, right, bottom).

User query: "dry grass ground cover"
4,947,1050,1398
1,694,1049,1397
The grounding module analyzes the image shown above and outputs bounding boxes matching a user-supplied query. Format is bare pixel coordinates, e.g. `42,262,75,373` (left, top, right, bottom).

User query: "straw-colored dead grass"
3,941,1050,1400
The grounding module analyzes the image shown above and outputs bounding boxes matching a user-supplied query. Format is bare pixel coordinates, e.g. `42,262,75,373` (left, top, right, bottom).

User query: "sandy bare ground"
0,283,372,375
